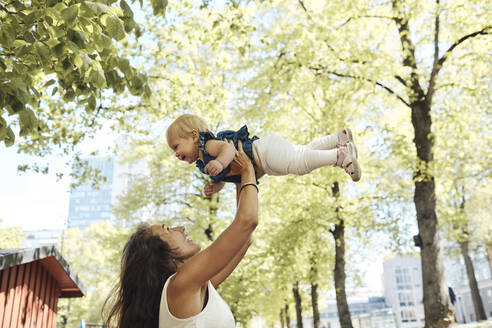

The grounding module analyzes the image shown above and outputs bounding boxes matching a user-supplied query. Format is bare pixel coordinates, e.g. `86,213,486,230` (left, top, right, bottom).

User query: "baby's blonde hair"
166,114,209,141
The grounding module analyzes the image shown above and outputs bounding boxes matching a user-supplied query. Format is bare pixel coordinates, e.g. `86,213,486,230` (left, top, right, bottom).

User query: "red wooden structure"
0,246,85,328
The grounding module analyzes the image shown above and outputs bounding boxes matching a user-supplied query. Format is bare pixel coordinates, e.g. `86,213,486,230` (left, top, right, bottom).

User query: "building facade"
303,294,395,328
383,256,425,328
23,229,63,248
0,246,85,328
453,278,492,323
67,156,115,230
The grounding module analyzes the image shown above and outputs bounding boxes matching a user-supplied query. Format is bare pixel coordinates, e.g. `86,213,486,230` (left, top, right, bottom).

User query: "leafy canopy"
0,0,167,149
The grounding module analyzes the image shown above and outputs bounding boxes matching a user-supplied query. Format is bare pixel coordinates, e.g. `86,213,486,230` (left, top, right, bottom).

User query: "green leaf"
151,0,168,16
23,31,35,43
24,12,38,26
89,68,107,88
81,1,109,16
61,5,79,23
94,33,112,51
88,94,97,111
19,108,38,137
44,79,56,87
35,42,50,60
5,126,15,147
104,15,126,41
118,58,130,75
120,0,134,18
0,126,6,141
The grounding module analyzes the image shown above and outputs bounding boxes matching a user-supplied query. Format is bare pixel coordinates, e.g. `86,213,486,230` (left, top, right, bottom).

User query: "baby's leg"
306,128,354,150
254,135,338,176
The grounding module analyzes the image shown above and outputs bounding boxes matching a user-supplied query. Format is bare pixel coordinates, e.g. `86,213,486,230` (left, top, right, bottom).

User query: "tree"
434,65,491,322
56,221,129,326
0,218,24,248
467,185,492,274
0,0,169,183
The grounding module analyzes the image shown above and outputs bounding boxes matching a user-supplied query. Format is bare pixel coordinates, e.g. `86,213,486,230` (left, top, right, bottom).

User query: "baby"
166,114,361,197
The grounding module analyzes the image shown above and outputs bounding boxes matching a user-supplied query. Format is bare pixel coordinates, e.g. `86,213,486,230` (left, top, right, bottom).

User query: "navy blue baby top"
195,125,259,183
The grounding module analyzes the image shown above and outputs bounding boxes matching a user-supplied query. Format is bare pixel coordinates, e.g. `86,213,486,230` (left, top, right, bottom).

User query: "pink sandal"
337,128,358,159
336,142,361,181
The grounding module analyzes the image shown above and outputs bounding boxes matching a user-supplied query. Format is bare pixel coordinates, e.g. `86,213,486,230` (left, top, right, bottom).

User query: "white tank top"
159,274,236,328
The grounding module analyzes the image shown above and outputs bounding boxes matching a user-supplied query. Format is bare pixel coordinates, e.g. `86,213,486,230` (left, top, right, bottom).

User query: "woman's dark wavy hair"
103,224,183,328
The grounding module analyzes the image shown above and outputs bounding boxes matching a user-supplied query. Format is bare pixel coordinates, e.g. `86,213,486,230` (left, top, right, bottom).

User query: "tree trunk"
280,308,285,328
311,282,320,328
285,303,291,328
459,239,487,321
205,197,218,241
391,0,454,325
331,182,353,328
292,281,304,328
411,102,454,327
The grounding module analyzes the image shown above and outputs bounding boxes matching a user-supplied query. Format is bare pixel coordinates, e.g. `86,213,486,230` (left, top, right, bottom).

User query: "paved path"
453,322,492,328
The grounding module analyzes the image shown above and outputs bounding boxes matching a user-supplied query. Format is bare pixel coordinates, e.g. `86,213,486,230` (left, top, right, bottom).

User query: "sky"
0,145,71,230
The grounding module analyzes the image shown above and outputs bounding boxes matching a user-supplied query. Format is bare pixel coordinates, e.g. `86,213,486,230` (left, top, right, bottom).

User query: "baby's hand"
204,182,225,198
204,160,223,176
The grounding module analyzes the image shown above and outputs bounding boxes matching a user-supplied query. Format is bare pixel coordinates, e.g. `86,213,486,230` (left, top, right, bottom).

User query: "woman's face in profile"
149,224,201,259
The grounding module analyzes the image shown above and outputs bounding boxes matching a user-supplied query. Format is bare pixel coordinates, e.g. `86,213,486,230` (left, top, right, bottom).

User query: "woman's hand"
229,140,254,176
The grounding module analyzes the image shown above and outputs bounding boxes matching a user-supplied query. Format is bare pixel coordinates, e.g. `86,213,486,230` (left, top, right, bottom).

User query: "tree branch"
392,0,425,102
337,15,395,29
426,0,440,106
309,65,411,108
298,0,308,12
426,25,491,105
394,75,408,87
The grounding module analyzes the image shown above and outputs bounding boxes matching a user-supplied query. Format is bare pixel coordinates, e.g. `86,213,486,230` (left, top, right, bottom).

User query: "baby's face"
168,132,199,164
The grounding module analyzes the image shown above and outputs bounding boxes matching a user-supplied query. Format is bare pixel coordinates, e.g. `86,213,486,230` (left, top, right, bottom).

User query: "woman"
103,141,258,327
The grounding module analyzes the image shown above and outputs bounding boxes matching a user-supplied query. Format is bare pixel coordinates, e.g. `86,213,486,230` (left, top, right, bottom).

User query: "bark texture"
292,281,304,328
311,282,320,328
285,303,291,328
331,181,353,328
280,308,285,328
459,239,487,321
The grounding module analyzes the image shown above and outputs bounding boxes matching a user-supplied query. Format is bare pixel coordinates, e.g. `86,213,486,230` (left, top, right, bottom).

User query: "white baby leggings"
252,133,339,176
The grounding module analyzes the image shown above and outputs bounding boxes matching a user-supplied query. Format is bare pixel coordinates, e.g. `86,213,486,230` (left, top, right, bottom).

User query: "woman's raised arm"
171,140,258,293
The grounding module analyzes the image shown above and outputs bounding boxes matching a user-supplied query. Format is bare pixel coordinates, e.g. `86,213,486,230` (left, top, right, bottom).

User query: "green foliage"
56,221,129,326
0,218,25,248
0,0,170,176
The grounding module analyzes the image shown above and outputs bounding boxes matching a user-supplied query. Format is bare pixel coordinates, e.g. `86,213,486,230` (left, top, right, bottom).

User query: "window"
401,309,417,322
395,267,412,290
487,289,492,301
398,292,415,307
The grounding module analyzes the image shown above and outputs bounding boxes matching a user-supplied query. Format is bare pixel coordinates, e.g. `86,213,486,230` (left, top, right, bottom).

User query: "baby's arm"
204,139,236,176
